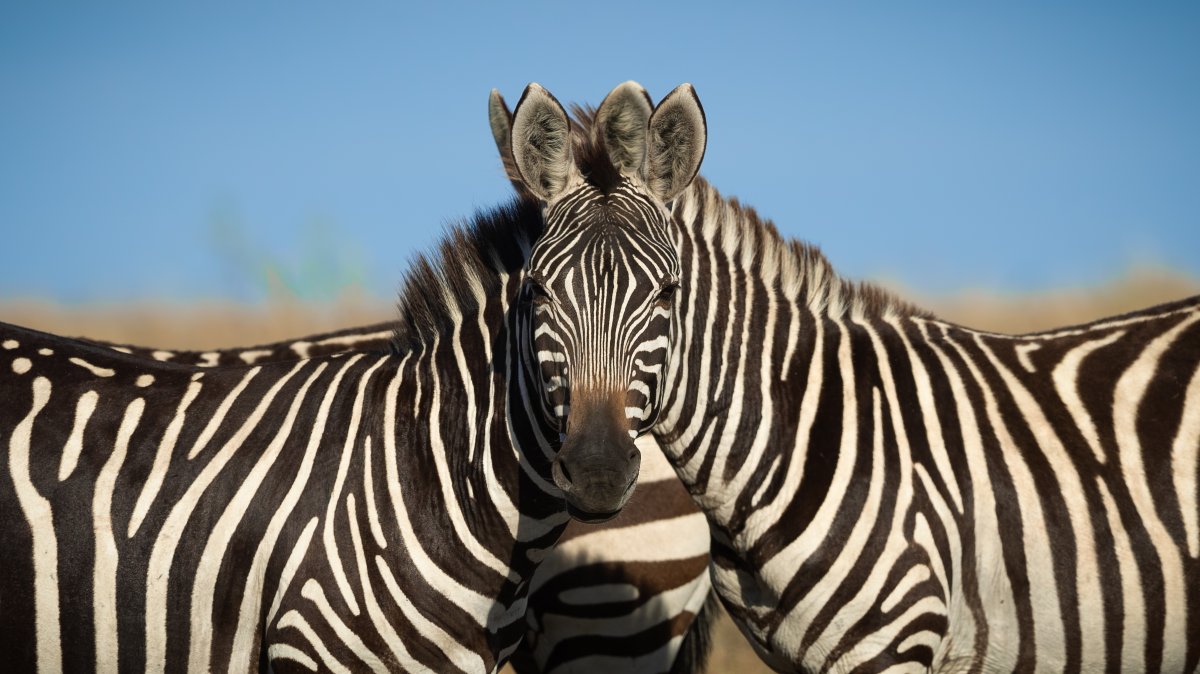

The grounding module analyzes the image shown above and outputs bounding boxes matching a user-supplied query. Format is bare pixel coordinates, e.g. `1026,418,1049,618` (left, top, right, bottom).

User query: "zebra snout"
553,441,641,523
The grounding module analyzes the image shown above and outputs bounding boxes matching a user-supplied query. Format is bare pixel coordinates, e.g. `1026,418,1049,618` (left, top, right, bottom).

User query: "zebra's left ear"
647,84,707,203
595,81,654,178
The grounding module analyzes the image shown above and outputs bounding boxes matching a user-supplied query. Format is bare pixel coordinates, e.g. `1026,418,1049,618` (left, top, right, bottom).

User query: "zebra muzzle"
553,410,642,522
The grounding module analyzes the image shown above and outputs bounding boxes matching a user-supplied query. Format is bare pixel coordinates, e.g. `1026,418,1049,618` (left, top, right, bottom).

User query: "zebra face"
507,81,706,521
520,183,681,520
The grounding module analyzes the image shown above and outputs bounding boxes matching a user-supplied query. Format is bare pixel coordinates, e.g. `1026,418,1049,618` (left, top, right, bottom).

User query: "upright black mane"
392,196,543,351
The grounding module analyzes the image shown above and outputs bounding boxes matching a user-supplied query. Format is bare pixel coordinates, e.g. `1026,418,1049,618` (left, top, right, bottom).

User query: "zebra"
503,82,1200,671
91,320,716,674
0,82,710,672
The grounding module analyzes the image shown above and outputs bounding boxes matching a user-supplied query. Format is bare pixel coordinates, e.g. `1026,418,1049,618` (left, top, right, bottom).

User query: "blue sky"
2,3,1197,303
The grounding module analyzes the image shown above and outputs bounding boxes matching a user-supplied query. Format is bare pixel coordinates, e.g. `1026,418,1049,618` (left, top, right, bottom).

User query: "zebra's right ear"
510,83,577,202
488,89,513,160
488,89,527,193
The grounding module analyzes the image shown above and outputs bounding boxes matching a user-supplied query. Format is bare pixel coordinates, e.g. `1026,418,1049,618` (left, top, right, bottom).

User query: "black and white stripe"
503,81,1200,672
647,176,1200,672
93,323,717,674
0,197,620,672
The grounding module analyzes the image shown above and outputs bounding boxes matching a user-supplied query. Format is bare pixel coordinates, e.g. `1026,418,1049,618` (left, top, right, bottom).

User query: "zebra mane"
392,197,543,351
681,176,928,321
567,103,920,320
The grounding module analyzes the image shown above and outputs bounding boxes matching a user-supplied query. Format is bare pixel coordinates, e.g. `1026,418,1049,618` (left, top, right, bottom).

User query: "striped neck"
654,177,921,525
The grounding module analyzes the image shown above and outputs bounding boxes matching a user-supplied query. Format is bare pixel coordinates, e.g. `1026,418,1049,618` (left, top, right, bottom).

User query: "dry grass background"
2,265,1196,673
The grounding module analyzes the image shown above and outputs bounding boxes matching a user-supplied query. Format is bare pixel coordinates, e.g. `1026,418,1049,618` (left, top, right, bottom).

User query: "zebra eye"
522,278,553,307
653,281,680,306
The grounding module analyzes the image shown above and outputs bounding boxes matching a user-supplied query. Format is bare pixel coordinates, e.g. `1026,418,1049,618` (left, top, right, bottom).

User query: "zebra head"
506,82,706,521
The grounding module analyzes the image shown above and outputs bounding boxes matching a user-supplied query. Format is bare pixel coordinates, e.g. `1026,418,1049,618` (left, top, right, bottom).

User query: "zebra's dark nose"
553,443,640,522
553,397,641,522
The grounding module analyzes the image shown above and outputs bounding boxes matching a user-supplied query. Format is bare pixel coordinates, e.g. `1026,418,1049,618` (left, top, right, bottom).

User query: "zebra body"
96,324,715,673
0,199,594,672
656,180,1200,672
501,83,1200,672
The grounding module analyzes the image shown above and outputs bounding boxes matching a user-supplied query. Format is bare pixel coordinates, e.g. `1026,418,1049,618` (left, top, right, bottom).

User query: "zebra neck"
656,178,918,529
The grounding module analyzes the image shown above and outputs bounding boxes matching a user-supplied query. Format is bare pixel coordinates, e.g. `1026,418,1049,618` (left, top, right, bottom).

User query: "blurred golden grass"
1,266,1195,673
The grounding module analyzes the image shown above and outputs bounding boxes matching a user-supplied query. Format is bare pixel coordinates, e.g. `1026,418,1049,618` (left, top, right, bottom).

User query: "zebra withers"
505,82,1200,672
0,86,710,672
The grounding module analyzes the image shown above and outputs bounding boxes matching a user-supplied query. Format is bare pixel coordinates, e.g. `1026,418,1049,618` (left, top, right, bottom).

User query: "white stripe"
720,269,777,523
881,565,931,614
827,596,946,672
796,387,895,665
362,436,389,550
239,349,273,364
127,381,202,537
742,316,824,543
1112,312,1198,671
300,579,388,673
93,397,144,670
58,390,97,481
8,377,61,674
322,356,381,618
186,367,260,460
267,518,319,628
1173,363,1200,557
277,610,350,674
374,556,478,674
1051,330,1126,464
380,364,500,627
267,644,318,671
68,357,114,377
757,319,847,593
344,494,427,671
890,316,965,513
1015,342,1041,372
1095,476,1145,672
